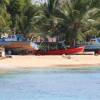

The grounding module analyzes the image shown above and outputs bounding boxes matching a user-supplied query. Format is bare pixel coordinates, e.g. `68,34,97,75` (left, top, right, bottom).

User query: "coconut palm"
32,0,100,46
56,0,100,46
0,0,10,8
0,0,11,34
7,0,38,35
31,0,63,38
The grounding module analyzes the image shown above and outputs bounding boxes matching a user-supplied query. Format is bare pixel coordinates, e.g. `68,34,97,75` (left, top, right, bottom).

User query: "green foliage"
7,0,36,34
32,0,100,46
0,0,11,33
8,0,26,15
0,0,99,45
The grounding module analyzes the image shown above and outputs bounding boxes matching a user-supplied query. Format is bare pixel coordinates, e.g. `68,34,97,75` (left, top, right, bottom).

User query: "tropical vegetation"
0,0,100,46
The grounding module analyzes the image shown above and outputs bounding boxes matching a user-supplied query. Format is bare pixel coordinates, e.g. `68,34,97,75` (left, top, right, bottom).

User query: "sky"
32,0,47,4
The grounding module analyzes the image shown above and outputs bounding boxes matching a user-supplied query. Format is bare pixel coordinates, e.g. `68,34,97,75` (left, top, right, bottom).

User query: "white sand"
0,55,100,70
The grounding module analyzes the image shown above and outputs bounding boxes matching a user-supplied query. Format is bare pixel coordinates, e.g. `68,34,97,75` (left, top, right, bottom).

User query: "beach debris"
62,54,71,59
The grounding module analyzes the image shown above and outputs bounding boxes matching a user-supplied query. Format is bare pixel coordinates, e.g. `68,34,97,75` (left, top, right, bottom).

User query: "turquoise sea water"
0,67,100,100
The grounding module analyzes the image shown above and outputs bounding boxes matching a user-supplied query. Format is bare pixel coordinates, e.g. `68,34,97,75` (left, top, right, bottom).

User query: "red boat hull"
37,46,84,55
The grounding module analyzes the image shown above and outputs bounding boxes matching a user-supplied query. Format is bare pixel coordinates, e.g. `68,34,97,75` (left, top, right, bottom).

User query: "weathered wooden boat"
36,46,84,55
2,41,38,50
0,34,39,54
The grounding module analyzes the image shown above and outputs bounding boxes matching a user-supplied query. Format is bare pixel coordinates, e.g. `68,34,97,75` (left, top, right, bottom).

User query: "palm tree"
0,0,11,34
0,0,10,8
56,0,100,46
31,0,100,46
31,0,62,38
7,0,37,35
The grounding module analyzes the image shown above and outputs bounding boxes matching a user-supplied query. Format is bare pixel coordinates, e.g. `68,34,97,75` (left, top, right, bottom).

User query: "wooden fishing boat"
80,37,100,54
0,34,39,54
36,46,85,55
4,41,37,50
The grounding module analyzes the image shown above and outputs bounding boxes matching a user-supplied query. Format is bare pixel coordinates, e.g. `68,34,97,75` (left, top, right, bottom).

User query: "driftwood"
62,54,71,59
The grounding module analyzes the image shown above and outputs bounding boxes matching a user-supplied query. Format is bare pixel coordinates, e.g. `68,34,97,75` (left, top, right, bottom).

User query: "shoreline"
0,55,100,71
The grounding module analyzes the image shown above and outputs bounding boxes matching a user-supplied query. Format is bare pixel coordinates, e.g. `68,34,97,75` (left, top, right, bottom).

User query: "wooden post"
0,46,5,57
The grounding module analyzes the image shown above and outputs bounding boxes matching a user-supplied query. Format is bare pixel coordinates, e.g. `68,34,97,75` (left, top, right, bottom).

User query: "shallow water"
0,67,100,100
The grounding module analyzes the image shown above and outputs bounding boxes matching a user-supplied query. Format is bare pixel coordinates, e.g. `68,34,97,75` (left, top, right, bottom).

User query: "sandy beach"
0,55,100,70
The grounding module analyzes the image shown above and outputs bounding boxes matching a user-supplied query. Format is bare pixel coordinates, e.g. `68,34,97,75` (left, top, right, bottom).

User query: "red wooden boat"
36,46,85,55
